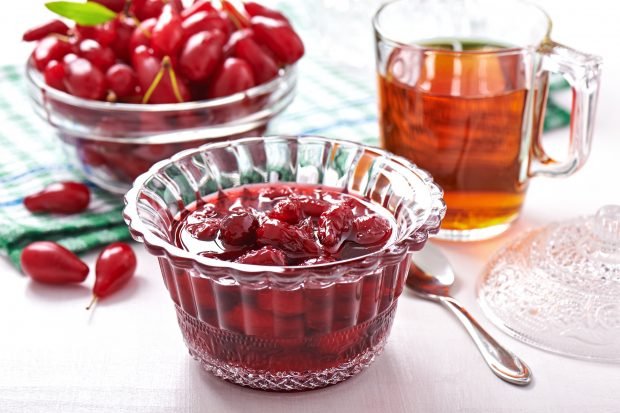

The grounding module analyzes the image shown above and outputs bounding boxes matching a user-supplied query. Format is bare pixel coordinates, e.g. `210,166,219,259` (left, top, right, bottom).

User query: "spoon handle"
440,296,532,386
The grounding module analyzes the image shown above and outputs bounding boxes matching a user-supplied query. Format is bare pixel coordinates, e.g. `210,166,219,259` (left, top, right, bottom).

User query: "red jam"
165,183,407,380
173,183,395,264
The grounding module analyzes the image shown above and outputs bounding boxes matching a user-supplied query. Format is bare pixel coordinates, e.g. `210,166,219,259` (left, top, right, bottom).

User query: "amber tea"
378,38,541,235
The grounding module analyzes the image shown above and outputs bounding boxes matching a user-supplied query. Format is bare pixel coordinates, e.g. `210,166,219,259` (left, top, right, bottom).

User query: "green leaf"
45,1,117,26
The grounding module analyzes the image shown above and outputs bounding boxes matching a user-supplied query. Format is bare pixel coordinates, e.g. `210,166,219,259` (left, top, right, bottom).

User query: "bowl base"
175,304,397,391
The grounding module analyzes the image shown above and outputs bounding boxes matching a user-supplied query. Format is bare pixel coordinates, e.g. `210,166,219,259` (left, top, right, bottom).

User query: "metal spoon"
407,244,532,386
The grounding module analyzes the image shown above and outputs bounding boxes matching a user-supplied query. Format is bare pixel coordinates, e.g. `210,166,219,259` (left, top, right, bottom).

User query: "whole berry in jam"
318,203,353,248
220,210,258,246
353,215,392,245
236,246,287,265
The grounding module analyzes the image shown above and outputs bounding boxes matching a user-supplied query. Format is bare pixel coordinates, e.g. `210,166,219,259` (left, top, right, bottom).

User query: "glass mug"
373,0,602,241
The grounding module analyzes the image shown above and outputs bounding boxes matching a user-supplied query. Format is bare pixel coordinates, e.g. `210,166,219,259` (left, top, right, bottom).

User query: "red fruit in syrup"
257,219,319,254
220,211,258,246
24,181,90,214
179,30,225,82
318,203,353,247
44,60,66,91
236,246,287,265
32,36,72,71
106,63,138,98
187,217,220,241
297,195,329,217
78,39,115,71
152,4,184,57
208,57,255,98
268,198,302,224
250,16,304,65
64,57,107,100
93,242,137,299
352,215,392,245
22,19,70,42
21,241,89,284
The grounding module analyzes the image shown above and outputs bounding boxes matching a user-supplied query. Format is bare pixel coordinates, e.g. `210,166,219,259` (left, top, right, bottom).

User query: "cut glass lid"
478,205,620,362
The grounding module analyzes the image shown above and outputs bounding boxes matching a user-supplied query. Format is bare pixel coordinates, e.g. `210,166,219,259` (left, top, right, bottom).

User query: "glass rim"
123,135,445,275
25,59,297,113
372,0,553,56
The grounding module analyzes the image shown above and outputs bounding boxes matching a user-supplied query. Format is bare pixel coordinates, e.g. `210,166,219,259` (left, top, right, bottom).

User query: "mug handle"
530,41,602,177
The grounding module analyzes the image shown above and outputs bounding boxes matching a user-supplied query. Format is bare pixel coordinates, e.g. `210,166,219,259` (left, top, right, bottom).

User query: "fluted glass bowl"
25,60,297,194
123,136,445,391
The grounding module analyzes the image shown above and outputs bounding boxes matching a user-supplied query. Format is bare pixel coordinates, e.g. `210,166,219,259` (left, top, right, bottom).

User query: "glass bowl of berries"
123,135,446,391
24,0,302,194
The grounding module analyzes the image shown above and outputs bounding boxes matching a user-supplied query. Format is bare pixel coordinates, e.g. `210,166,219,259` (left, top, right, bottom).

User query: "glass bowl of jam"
123,136,445,391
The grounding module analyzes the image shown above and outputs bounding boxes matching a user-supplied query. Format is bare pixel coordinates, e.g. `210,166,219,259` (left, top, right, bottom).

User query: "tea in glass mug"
374,0,602,240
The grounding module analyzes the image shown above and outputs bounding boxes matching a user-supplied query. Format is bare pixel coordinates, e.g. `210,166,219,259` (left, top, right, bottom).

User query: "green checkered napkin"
0,57,570,270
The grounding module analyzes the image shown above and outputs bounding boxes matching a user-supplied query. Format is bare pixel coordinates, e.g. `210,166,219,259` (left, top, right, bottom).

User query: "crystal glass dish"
478,205,620,362
123,136,445,391
25,60,297,194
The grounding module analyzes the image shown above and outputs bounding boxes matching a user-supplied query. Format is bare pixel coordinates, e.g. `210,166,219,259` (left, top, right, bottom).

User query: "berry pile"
25,0,304,103
174,184,394,265
20,181,137,308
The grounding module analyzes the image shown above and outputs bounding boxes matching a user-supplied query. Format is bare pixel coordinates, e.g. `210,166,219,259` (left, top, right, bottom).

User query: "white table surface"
2,1,620,412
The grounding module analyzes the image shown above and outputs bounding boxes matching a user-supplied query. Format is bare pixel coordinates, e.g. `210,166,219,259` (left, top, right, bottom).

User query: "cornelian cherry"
179,30,225,82
75,23,116,47
44,60,66,91
32,36,72,71
181,11,231,41
181,0,216,19
92,0,125,12
21,241,89,284
130,18,156,52
233,34,279,84
244,2,290,24
250,16,304,65
22,19,70,42
78,39,115,71
152,4,183,57
208,57,255,98
64,57,107,100
87,242,137,309
133,46,190,103
111,15,137,62
106,63,138,98
24,181,90,214
131,0,164,21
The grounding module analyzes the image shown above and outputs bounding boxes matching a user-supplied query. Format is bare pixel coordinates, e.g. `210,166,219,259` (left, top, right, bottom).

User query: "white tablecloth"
2,0,620,412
